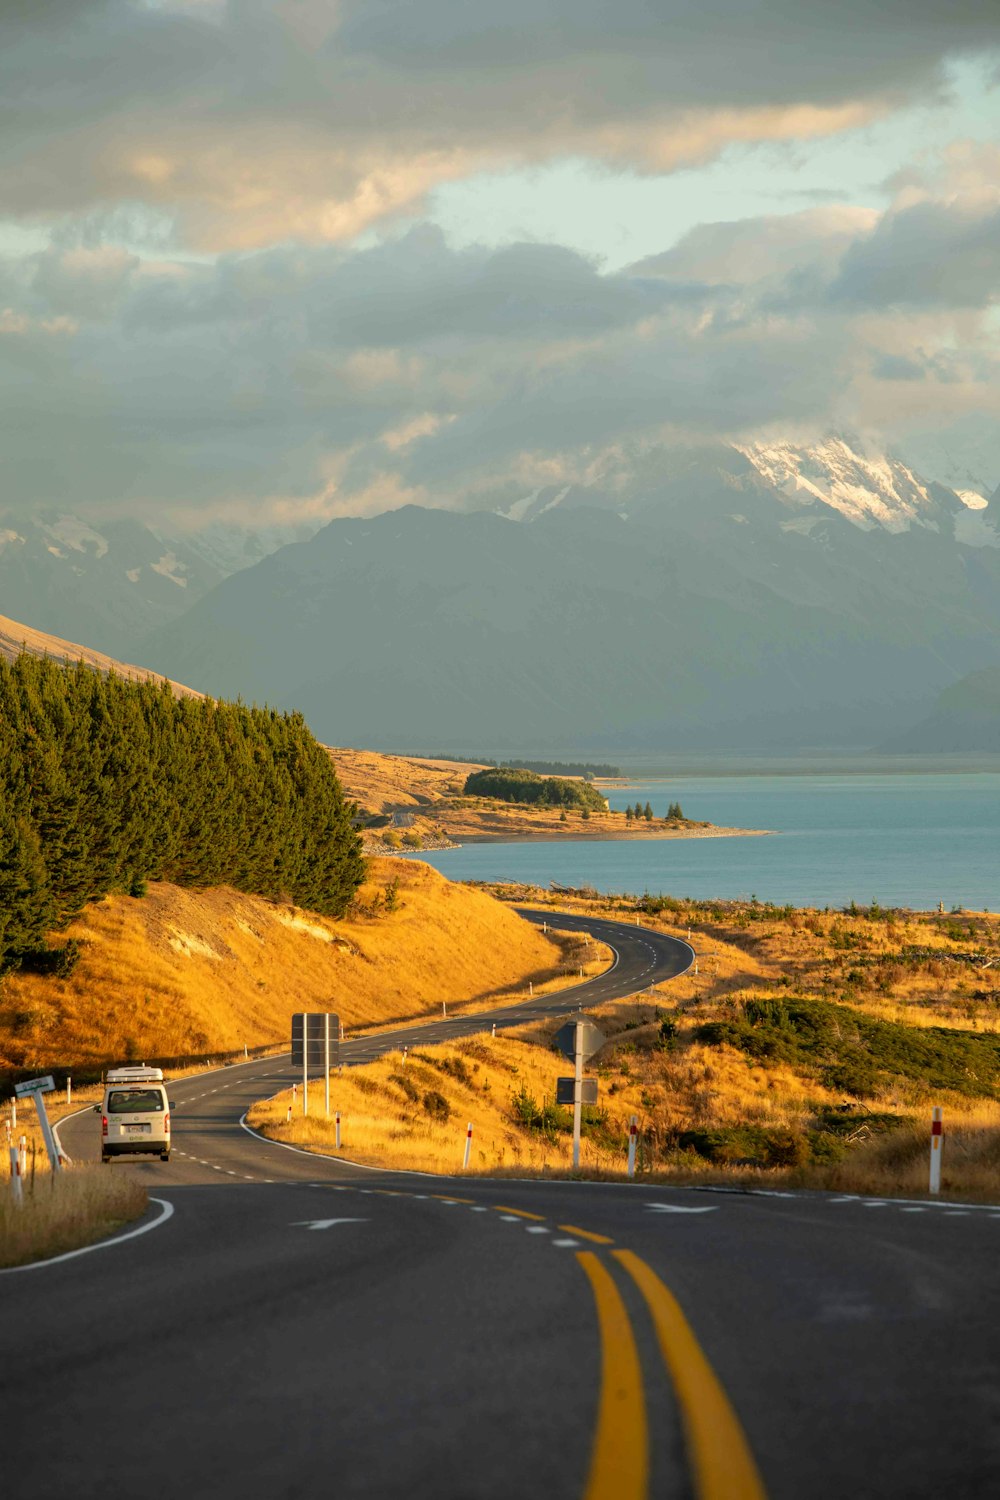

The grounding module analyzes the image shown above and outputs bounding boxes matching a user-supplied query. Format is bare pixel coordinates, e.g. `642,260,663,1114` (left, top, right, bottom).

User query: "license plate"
125,1124,150,1134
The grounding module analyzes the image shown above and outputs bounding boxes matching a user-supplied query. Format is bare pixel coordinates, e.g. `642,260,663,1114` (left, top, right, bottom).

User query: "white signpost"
14,1075,61,1174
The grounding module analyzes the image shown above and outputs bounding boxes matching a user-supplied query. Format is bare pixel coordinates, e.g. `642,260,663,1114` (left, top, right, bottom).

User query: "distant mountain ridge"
497,436,997,545
0,509,313,661
143,437,1000,754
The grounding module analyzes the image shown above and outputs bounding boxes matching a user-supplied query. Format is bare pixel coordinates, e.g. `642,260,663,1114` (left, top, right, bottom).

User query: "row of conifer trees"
0,654,365,972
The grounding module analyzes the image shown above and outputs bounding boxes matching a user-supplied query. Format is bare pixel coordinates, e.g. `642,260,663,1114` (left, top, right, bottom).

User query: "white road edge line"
0,1196,175,1275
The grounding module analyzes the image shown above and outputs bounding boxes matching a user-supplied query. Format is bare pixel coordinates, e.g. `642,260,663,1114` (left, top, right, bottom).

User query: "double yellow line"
578,1249,767,1500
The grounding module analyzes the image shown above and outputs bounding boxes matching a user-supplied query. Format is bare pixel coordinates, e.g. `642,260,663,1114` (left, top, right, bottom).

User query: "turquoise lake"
415,774,1000,910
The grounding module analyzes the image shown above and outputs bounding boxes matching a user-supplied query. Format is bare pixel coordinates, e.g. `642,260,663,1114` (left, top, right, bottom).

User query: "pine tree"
644,802,653,822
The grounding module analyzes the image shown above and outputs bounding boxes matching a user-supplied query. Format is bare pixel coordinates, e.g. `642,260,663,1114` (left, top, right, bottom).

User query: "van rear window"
107,1089,164,1113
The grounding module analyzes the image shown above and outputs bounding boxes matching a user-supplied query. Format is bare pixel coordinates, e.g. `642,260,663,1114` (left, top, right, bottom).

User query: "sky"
1,0,999,528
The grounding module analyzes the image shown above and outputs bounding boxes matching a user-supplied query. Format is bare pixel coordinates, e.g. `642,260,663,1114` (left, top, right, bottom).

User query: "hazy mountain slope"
880,666,1000,753
144,486,1000,752
0,511,315,661
0,610,199,696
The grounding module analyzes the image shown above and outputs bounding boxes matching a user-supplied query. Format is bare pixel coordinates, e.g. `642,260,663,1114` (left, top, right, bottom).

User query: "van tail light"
102,1115,108,1136
164,1113,170,1134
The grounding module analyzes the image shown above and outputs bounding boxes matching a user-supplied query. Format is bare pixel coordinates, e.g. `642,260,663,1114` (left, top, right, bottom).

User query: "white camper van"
97,1066,173,1162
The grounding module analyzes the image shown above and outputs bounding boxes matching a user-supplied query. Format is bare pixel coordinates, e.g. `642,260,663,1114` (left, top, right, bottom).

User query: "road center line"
613,1249,766,1500
576,1251,648,1500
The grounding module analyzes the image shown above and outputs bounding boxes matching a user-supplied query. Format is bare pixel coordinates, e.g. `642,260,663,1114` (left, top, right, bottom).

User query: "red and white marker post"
335,1111,342,1150
929,1106,944,1194
462,1121,473,1170
627,1115,639,1178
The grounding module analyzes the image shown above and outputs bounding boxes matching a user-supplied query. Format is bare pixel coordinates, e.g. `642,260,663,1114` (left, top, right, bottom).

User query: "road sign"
553,1015,605,1062
14,1075,55,1098
291,1013,340,1074
292,1012,340,1118
557,1077,598,1106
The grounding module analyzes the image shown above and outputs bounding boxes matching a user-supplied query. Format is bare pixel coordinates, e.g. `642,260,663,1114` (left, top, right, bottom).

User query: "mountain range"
0,510,313,661
135,437,1000,754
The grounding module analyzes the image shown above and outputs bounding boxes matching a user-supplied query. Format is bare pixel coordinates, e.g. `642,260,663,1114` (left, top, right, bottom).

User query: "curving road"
4,910,1000,1500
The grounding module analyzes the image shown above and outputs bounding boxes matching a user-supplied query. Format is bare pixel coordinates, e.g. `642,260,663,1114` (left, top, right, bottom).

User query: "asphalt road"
4,910,1000,1499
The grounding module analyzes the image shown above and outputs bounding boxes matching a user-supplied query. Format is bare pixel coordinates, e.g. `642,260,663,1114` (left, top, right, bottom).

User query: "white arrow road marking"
646,1202,717,1215
291,1218,367,1230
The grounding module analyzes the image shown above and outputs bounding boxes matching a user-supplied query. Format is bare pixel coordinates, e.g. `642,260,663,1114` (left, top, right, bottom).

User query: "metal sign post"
14,1076,61,1174
553,1016,605,1172
324,1013,331,1119
572,1031,584,1168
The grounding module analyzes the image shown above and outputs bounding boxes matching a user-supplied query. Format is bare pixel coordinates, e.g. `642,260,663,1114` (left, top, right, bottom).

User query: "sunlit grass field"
0,1164,147,1268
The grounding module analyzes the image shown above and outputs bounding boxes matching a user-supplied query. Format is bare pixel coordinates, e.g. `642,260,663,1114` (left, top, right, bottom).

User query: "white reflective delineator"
929,1106,943,1194
627,1115,639,1178
9,1144,22,1207
463,1121,473,1170
335,1111,342,1150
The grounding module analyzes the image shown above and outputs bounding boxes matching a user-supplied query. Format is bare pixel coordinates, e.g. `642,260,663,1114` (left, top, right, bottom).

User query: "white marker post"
491,1023,496,1038
929,1106,943,1194
9,1142,22,1207
442,1001,447,1018
66,1076,72,1107
463,1121,473,1170
335,1111,342,1150
627,1115,638,1178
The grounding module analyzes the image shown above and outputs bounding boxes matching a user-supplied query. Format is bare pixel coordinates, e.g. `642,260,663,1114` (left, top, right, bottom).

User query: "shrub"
695,996,1000,1099
422,1090,450,1122
389,1071,420,1104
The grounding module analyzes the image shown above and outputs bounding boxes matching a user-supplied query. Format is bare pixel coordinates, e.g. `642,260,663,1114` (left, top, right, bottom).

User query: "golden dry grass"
0,859,590,1076
247,1028,626,1176
248,885,1000,1201
0,1164,148,1267
328,748,482,816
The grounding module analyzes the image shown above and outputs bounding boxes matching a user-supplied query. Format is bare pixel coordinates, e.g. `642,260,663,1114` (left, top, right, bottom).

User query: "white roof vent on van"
106,1066,164,1083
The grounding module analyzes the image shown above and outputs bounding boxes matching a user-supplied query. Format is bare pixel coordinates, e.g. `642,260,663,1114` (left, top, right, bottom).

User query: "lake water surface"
416,774,1000,910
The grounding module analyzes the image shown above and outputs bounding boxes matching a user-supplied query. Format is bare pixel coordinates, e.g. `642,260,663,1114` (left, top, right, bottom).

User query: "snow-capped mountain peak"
737,436,952,535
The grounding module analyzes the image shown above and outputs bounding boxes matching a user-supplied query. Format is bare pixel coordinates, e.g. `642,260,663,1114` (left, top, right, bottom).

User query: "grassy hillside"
0,859,584,1078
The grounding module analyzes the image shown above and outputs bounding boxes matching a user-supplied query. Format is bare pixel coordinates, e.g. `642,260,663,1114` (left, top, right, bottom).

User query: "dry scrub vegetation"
0,1165,147,1268
0,859,588,1080
254,888,1000,1200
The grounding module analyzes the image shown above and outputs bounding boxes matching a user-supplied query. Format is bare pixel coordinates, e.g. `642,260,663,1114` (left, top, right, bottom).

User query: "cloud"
830,197,1000,308
0,176,997,524
1,0,997,249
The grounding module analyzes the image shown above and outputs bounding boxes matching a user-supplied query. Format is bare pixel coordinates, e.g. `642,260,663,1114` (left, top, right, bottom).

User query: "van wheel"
101,1154,110,1164
160,1152,170,1162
